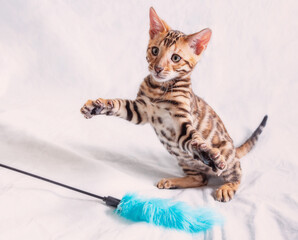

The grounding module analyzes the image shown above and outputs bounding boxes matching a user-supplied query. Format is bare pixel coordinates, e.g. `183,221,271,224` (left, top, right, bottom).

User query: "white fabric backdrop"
0,0,298,239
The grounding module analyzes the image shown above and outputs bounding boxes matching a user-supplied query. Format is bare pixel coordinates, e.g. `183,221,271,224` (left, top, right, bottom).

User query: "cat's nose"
154,66,164,74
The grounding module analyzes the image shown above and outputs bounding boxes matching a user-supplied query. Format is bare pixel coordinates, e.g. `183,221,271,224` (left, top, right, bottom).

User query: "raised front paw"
208,148,226,170
80,98,113,119
191,138,211,152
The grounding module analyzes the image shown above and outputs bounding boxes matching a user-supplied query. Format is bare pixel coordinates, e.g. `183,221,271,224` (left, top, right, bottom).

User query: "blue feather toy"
0,163,223,234
116,193,223,233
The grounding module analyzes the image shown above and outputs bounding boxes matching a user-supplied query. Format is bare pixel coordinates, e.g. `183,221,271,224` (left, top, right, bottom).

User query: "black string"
0,163,105,200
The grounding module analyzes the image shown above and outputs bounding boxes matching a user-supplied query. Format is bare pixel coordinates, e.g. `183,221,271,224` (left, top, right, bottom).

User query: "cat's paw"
209,148,227,170
80,100,95,119
191,140,226,170
191,140,210,152
157,178,178,189
215,184,237,202
80,98,113,119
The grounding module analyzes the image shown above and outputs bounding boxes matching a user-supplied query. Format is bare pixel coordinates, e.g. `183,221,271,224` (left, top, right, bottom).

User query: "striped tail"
236,115,268,159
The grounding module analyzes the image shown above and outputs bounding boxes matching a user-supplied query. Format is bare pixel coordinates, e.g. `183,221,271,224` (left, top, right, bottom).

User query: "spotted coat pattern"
81,21,267,202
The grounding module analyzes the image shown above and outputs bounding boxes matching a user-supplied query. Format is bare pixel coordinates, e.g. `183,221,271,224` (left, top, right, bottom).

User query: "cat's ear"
186,28,212,55
149,7,170,39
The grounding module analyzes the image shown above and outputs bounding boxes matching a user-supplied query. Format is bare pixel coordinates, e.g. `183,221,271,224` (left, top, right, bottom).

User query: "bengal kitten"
80,8,267,202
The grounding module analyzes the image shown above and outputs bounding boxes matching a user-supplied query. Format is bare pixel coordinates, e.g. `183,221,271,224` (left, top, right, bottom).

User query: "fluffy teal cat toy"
116,193,223,233
0,163,223,233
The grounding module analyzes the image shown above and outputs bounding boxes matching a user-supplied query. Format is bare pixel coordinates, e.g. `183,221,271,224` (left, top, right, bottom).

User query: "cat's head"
147,7,212,82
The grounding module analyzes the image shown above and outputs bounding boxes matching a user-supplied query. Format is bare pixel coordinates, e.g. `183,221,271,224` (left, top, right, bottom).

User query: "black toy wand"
0,163,121,207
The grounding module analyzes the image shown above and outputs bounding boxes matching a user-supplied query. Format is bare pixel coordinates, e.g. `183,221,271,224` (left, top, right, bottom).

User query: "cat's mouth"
152,73,168,82
154,74,165,80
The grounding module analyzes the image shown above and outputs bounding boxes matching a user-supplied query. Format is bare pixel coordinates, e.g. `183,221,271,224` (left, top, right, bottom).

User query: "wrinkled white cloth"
0,1,297,239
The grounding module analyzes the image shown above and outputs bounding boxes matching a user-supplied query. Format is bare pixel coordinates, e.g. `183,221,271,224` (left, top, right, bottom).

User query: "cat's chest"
148,104,179,145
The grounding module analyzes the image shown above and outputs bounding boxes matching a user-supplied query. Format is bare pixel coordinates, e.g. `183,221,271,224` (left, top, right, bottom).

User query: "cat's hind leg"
215,161,242,202
157,174,207,189
215,181,240,202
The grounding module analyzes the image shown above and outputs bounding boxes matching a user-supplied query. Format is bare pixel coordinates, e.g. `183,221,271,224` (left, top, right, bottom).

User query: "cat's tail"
235,115,268,159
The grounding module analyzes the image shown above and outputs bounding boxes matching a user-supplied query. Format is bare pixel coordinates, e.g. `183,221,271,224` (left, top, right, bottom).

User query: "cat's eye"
151,47,159,56
171,54,181,63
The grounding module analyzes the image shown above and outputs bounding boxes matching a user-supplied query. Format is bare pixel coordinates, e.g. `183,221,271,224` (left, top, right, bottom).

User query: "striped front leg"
177,121,220,170
189,130,227,171
177,121,211,153
80,98,148,124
